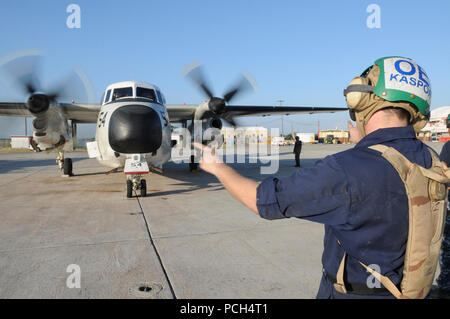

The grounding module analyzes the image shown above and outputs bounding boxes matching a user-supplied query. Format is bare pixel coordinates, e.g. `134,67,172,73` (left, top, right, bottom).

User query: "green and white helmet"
344,56,431,134
369,56,431,117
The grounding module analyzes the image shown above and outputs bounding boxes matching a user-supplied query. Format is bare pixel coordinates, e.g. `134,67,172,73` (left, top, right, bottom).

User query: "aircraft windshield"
136,87,157,102
112,87,132,100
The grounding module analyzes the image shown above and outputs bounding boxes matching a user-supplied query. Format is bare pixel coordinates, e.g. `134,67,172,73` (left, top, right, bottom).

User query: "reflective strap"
343,84,375,97
334,252,347,294
359,262,407,299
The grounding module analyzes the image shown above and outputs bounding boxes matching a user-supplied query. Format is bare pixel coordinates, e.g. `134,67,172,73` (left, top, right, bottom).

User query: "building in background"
222,126,268,145
10,136,33,149
294,132,315,143
318,130,349,144
421,106,450,142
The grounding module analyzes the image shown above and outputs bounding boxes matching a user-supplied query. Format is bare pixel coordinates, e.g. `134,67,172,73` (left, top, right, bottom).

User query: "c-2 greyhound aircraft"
0,51,346,197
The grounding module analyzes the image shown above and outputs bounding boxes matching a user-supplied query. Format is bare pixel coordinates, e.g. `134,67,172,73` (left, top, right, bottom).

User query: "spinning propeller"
184,62,257,116
0,49,94,115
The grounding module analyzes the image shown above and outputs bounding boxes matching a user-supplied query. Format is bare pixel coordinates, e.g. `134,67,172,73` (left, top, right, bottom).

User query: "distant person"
293,136,302,167
194,56,449,299
433,114,450,299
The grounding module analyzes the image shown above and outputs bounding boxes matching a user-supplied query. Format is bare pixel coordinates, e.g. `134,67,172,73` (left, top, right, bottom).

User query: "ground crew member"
195,56,442,299
293,136,302,167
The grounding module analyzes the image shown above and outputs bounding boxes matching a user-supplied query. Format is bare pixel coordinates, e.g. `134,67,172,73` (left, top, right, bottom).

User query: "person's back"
318,126,432,297
294,139,302,153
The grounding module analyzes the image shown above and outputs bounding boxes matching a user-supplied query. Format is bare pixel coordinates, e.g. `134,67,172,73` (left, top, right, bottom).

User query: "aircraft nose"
108,105,162,154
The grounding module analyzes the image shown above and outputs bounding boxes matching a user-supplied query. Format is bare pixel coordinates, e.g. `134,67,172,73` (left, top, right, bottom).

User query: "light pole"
277,100,284,136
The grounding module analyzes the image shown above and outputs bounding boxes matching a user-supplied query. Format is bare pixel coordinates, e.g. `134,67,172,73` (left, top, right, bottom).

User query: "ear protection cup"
345,77,369,109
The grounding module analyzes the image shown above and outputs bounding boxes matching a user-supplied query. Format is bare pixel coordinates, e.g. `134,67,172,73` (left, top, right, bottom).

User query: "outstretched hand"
192,142,224,175
347,121,363,144
192,142,259,214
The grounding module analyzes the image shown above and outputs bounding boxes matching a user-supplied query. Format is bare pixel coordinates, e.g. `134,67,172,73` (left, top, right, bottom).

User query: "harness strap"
359,262,407,299
334,252,347,294
368,144,411,181
325,271,390,295
369,144,450,183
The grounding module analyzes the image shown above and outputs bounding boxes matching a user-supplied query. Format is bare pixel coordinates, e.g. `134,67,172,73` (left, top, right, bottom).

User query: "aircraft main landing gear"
57,151,73,176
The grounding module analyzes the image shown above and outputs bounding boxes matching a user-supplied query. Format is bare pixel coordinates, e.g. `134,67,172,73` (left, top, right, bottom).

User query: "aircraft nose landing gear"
124,154,149,198
126,176,147,198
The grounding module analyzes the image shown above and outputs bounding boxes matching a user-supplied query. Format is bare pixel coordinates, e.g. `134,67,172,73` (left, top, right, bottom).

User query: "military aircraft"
0,50,346,197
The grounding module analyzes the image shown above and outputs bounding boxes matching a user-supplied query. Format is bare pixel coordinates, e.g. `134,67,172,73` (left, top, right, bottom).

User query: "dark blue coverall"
256,126,432,298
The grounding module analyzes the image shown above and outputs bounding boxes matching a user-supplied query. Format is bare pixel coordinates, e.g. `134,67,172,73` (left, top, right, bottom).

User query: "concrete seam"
135,192,177,299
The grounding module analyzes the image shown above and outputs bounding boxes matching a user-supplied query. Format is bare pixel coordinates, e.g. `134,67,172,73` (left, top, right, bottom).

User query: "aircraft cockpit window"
112,87,132,100
136,87,157,102
104,89,111,103
156,90,163,104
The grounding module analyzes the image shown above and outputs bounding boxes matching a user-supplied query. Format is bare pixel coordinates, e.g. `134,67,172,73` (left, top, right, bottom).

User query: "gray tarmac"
0,142,445,298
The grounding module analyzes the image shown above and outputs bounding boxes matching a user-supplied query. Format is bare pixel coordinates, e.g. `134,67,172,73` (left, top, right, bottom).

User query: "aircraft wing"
59,103,101,123
0,102,31,117
0,102,100,123
166,104,347,122
166,104,198,122
222,105,347,117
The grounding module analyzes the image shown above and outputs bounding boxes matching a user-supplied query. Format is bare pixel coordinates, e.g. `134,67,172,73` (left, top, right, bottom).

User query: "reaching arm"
193,143,259,214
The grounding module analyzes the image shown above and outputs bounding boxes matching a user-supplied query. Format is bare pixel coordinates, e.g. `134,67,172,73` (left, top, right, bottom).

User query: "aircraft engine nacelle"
26,94,69,149
202,118,224,147
204,117,223,131
27,93,51,138
32,115,68,149
33,129,66,148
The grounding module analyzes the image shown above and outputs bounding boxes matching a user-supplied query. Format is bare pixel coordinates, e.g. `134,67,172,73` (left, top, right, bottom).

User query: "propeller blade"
183,63,257,120
0,49,42,95
183,62,214,99
0,49,95,104
46,68,95,103
223,72,257,103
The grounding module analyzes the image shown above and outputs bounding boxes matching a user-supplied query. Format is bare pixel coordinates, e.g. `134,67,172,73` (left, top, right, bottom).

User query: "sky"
1,0,450,138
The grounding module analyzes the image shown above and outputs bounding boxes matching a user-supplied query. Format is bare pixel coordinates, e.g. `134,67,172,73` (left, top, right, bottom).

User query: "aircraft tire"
140,179,147,197
63,158,73,176
126,180,133,198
